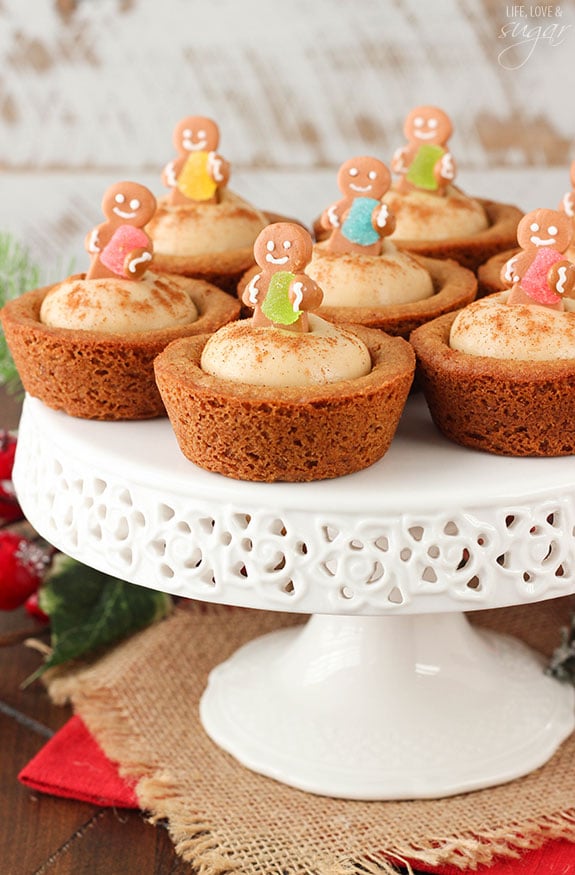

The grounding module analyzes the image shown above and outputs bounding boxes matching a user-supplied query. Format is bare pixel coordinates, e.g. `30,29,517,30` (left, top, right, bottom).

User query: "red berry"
0,432,23,524
24,590,50,624
0,532,51,610
0,432,17,480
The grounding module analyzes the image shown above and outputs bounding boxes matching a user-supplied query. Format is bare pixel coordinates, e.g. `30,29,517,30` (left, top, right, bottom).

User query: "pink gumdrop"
521,248,563,304
100,225,150,277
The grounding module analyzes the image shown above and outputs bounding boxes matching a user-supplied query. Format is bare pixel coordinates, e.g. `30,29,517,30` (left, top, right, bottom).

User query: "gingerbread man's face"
404,106,452,146
253,223,313,273
173,116,219,154
101,182,157,227
517,208,572,253
336,156,391,200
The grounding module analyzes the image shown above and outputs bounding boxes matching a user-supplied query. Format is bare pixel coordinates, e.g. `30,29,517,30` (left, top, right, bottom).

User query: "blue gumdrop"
341,197,380,246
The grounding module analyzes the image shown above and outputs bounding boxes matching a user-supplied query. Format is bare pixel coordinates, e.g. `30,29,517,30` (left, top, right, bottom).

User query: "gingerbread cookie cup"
314,199,521,273
389,199,522,271
1,278,240,421
239,254,476,338
154,324,415,482
410,310,575,457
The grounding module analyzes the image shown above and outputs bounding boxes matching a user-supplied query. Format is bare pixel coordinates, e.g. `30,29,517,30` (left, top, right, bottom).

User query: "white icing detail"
440,153,454,179
530,222,539,232
327,205,340,227
165,161,177,187
548,225,558,236
391,147,408,173
428,118,438,129
375,204,390,228
349,183,372,193
87,228,100,253
129,199,140,210
113,207,138,220
127,251,152,274
115,193,125,204
414,130,437,140
208,151,224,182
556,265,568,295
266,253,289,265
530,235,557,247
183,136,207,151
291,281,304,311
247,273,261,305
562,192,575,218
503,255,519,283
266,240,274,251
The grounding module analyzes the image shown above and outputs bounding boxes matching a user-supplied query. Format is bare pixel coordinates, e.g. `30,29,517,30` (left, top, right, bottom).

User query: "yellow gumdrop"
178,152,218,201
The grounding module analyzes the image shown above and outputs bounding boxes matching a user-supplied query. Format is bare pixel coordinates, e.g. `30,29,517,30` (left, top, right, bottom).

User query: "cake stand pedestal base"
200,611,574,800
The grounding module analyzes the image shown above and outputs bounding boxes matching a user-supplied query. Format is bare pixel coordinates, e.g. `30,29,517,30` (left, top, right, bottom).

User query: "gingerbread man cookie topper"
242,223,323,333
162,115,231,206
391,105,456,196
500,208,575,310
85,181,156,281
320,156,395,256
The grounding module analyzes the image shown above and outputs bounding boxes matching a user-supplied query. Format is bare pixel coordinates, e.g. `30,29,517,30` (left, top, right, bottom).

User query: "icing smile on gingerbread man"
111,192,146,221
264,238,292,266
411,114,443,141
181,124,213,152
528,219,561,247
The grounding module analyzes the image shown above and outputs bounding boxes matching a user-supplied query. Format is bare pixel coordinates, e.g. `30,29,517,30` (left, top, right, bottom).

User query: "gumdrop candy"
521,247,564,304
178,152,218,202
341,197,380,246
261,271,301,325
100,225,150,277
406,144,445,191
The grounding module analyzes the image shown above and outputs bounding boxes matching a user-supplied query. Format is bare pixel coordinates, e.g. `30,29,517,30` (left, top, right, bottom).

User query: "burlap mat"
47,597,575,874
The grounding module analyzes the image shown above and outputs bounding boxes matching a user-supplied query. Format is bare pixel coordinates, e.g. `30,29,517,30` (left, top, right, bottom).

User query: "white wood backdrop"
1,0,575,172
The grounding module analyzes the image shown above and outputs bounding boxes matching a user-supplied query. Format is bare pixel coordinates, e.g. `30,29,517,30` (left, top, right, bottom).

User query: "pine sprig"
0,233,41,394
0,233,76,395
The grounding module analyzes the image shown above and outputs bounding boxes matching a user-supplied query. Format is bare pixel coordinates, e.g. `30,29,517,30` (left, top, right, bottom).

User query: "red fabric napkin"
18,714,138,808
19,717,574,870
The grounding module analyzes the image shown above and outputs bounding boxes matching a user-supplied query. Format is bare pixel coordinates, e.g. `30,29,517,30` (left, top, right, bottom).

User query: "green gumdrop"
261,271,301,325
406,144,445,191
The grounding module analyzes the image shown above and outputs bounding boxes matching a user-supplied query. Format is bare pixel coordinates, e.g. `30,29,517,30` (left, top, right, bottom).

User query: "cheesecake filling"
201,314,372,387
147,188,268,257
40,271,199,333
449,291,575,361
385,185,488,241
306,241,434,306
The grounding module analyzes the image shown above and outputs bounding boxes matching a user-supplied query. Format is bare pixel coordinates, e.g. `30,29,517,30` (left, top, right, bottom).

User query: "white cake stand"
13,395,575,800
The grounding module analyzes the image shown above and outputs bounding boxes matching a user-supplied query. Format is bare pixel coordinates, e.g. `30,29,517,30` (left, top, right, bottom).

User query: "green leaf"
26,555,172,683
0,233,42,393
